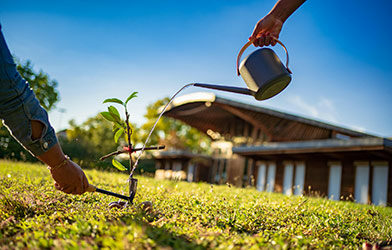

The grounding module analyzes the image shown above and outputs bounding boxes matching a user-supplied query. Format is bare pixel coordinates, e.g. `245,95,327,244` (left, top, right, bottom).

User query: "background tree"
60,114,141,170
16,59,59,110
61,115,117,167
0,58,60,161
140,98,211,154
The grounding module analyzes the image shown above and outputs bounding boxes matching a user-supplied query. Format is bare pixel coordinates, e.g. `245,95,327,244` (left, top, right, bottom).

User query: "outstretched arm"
0,25,89,195
250,0,306,47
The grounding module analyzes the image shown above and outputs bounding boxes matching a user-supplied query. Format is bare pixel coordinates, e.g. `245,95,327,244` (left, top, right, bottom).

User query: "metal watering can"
194,39,292,101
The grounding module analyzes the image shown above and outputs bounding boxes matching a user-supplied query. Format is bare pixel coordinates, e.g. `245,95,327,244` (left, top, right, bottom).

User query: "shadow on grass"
144,223,206,250
117,211,206,250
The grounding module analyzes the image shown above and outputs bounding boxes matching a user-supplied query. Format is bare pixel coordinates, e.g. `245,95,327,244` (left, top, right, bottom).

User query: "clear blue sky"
1,0,391,137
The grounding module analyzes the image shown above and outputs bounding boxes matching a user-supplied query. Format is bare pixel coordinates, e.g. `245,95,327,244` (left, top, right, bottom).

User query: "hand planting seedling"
87,92,165,208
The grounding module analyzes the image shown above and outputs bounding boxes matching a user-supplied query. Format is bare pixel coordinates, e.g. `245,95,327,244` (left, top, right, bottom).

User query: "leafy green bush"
1,161,391,249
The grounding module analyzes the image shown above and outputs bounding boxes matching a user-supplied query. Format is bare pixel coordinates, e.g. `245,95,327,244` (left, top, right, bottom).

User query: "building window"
173,161,182,171
354,161,370,204
215,159,222,183
242,159,249,187
256,161,267,191
164,161,171,170
294,161,306,195
187,164,195,182
172,161,184,180
328,162,342,201
221,159,227,183
283,161,294,195
266,162,276,192
371,161,389,206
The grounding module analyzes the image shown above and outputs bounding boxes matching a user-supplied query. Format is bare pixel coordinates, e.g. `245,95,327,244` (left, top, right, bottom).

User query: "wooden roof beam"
217,104,273,141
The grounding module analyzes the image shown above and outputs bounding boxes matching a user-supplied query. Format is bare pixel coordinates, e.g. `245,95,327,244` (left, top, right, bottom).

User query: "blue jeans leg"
0,25,58,156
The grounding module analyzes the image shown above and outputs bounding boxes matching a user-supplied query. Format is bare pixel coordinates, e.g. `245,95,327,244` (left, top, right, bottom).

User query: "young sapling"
99,91,164,207
100,92,164,173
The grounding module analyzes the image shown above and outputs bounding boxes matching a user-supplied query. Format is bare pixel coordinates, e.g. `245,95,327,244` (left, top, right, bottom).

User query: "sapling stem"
100,146,165,161
124,107,133,176
100,91,167,201
100,150,125,161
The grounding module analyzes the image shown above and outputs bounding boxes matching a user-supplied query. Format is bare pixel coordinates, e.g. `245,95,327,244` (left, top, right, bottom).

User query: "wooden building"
156,92,392,206
154,150,212,182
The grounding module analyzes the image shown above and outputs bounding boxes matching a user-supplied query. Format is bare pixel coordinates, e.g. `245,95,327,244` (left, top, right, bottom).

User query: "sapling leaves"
113,123,123,132
101,92,138,172
114,128,124,143
125,92,138,105
108,106,121,121
100,111,116,122
103,98,124,105
112,158,127,171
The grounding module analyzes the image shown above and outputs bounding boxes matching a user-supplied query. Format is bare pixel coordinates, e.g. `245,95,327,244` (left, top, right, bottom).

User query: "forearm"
268,0,306,22
36,142,67,168
1,27,58,157
1,24,89,195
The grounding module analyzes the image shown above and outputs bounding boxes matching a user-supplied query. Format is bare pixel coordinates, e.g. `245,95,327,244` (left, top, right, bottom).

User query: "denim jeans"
0,24,57,156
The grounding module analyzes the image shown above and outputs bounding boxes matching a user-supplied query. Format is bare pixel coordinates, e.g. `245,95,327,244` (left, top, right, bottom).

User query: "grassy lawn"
1,160,391,249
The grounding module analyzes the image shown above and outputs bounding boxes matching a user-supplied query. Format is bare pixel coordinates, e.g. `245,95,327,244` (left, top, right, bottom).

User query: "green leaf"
112,123,121,132
123,121,128,128
100,112,116,122
114,128,124,143
103,98,123,105
112,158,127,171
125,92,138,104
108,106,121,121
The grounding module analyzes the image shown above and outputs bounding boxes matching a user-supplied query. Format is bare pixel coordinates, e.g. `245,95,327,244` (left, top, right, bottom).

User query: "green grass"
1,160,391,249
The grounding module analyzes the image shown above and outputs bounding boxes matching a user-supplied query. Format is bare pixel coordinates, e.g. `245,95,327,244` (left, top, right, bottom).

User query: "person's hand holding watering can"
250,0,306,47
251,14,283,47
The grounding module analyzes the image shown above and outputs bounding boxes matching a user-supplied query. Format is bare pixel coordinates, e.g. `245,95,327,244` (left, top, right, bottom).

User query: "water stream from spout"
127,83,195,184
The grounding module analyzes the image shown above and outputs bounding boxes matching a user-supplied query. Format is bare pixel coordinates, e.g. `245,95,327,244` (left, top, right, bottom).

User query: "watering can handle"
236,38,291,76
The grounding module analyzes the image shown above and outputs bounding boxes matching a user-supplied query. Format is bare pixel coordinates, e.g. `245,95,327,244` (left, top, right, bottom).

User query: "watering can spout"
193,83,256,98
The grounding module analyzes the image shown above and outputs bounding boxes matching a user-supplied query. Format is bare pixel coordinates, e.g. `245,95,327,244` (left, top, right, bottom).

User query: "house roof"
164,92,373,142
154,150,211,160
232,137,392,160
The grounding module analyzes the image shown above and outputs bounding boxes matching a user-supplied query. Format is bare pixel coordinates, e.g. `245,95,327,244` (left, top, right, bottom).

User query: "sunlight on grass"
1,160,391,249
